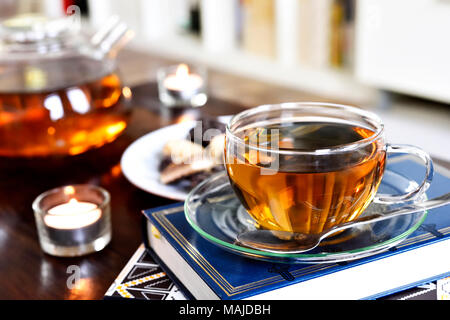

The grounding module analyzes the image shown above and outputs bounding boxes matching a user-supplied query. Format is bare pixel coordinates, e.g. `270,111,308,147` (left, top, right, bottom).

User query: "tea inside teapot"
0,14,132,157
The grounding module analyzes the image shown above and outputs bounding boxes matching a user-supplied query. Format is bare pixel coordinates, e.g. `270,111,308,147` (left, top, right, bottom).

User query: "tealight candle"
158,63,208,108
44,199,102,230
163,64,204,92
33,185,112,257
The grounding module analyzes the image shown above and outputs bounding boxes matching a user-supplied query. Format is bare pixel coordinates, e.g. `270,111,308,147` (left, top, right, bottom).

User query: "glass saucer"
184,170,428,264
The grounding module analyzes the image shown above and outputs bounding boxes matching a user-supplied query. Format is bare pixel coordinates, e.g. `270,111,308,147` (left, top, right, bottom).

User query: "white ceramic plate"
121,116,230,200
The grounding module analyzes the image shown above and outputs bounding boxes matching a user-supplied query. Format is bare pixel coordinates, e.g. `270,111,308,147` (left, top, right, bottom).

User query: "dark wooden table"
0,82,245,300
1,79,448,300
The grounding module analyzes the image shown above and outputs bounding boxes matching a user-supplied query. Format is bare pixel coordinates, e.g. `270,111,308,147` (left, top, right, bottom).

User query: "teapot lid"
1,13,76,44
0,13,131,61
0,13,82,60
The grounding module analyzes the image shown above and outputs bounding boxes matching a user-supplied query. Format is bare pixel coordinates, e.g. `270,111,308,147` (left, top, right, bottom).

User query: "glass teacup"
225,103,434,235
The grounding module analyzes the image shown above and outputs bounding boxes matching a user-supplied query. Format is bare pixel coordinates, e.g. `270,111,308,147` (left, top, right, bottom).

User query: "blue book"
142,158,450,300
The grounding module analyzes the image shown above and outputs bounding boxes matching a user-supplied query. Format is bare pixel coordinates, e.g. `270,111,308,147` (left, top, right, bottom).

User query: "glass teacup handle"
375,144,434,204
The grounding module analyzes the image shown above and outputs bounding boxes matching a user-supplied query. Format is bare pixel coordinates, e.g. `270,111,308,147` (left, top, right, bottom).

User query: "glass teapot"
0,13,133,157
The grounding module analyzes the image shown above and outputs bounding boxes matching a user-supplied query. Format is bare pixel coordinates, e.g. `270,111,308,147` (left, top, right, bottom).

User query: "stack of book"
105,244,449,301
105,157,450,300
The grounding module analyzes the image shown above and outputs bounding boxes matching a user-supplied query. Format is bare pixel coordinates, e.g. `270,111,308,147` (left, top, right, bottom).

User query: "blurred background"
0,0,449,161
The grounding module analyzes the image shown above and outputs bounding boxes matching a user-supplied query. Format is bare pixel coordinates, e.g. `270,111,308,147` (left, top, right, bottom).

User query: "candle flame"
64,186,76,196
176,64,190,78
122,86,132,99
47,126,56,135
110,163,122,178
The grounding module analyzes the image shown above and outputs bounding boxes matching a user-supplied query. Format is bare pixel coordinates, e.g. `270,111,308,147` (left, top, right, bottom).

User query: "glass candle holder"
33,185,112,257
157,63,208,108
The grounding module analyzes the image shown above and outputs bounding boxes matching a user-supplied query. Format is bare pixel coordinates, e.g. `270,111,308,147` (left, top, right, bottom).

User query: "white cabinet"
355,0,450,103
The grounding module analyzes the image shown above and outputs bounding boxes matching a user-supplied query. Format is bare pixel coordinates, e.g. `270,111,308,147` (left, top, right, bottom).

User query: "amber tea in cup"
225,103,433,235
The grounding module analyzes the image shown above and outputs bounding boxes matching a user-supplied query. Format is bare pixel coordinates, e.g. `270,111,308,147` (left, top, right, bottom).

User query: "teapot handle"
91,16,134,58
